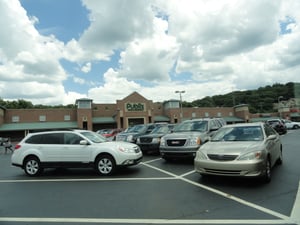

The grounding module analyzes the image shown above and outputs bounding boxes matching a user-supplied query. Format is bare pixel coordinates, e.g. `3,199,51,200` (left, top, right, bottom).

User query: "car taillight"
14,144,21,150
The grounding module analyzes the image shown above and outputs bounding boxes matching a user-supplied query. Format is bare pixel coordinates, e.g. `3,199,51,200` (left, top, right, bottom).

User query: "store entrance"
128,118,144,127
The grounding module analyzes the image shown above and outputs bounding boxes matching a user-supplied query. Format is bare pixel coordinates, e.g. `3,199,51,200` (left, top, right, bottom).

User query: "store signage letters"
126,103,145,112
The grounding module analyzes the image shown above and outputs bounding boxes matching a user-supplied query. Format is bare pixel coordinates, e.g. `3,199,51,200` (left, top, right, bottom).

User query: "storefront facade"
0,92,250,141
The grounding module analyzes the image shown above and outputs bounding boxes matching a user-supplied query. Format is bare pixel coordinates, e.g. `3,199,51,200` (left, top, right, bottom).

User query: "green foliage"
0,98,75,109
191,82,297,113
0,82,297,112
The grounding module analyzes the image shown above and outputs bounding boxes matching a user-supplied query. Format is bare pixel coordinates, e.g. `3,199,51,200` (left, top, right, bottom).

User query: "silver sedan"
194,123,283,183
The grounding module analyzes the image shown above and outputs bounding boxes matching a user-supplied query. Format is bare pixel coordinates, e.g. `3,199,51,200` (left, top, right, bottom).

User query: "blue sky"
1,0,300,105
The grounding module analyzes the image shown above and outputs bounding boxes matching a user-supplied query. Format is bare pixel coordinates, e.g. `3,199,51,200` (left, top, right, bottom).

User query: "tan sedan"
194,123,283,183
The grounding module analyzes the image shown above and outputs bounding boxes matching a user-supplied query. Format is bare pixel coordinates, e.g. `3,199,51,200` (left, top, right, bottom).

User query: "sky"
0,0,300,105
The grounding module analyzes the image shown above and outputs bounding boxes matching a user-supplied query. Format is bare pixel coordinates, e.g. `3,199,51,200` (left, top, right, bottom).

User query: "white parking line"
0,160,299,224
141,161,294,223
291,181,300,224
0,217,292,224
0,177,177,183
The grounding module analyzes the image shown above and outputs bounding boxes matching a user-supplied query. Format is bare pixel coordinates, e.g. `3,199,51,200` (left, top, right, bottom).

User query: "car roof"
222,122,263,128
26,129,89,136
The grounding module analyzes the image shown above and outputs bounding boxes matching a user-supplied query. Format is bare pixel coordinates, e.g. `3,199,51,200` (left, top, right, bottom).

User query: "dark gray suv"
159,118,222,160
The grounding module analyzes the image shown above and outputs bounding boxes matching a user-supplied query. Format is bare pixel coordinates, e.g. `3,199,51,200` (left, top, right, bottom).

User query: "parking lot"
0,130,300,225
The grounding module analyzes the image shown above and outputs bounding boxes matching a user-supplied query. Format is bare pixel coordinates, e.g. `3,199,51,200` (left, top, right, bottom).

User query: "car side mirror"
210,126,219,132
266,134,277,140
80,140,89,145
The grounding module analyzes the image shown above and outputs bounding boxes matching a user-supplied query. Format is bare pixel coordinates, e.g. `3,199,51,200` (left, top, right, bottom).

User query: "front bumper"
194,159,266,177
138,143,160,152
121,156,143,166
160,147,198,159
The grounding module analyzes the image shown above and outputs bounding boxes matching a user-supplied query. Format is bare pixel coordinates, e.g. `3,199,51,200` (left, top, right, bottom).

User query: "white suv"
11,130,143,176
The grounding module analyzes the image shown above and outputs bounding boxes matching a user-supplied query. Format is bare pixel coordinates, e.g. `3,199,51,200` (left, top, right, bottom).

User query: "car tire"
24,156,43,177
262,158,271,183
95,154,116,175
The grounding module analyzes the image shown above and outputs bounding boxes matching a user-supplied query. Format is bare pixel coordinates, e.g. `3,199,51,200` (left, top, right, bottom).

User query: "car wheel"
95,154,116,175
294,125,299,129
24,156,43,177
262,158,271,183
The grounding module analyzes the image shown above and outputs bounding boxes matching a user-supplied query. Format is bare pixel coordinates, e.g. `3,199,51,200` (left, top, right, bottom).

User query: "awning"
223,116,245,123
92,117,116,124
154,116,170,122
0,122,78,131
249,117,279,122
290,113,300,118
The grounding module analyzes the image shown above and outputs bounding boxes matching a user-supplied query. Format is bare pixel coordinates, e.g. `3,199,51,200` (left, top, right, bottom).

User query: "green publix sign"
126,103,145,111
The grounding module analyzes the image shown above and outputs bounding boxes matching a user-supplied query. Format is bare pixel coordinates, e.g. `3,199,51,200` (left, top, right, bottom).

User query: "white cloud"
0,0,67,104
88,68,141,103
1,0,300,106
81,62,91,73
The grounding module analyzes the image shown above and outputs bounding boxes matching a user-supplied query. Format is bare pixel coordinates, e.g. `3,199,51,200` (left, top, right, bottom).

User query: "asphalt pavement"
0,130,300,225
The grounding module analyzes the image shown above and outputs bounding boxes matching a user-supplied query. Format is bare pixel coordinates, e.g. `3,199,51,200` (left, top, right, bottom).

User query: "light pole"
278,96,283,118
175,90,185,122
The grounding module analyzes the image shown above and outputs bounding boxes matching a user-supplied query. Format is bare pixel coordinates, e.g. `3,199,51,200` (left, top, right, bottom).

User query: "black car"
136,124,174,154
115,123,157,143
266,119,287,135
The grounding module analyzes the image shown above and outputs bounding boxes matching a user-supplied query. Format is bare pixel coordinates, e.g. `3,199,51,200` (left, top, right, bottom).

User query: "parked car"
136,124,174,154
160,118,222,160
11,130,143,176
115,123,157,143
194,123,282,183
97,128,122,141
283,119,300,129
266,119,287,135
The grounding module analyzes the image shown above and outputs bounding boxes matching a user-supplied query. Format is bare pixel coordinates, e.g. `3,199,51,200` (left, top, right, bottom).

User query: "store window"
12,116,20,123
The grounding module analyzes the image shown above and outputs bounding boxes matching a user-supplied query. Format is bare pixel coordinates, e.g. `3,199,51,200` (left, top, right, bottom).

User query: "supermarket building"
0,92,283,141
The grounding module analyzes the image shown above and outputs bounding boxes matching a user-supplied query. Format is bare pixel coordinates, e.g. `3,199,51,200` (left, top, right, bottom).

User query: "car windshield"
174,121,208,132
150,125,170,134
80,131,107,143
211,126,263,142
129,125,147,133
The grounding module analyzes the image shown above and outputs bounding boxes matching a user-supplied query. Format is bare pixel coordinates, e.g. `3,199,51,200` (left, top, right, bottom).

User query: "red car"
97,129,122,141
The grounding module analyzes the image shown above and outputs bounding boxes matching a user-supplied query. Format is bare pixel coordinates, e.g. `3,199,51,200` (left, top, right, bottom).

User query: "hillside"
183,82,299,113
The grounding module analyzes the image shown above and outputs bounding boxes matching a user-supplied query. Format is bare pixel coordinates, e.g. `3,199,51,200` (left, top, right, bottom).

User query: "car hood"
118,132,139,136
200,141,263,155
97,141,137,148
163,131,205,139
140,133,166,138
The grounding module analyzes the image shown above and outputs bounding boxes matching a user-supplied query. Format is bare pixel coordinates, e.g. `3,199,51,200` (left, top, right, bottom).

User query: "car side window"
26,134,44,144
42,133,64,144
26,133,64,144
64,133,84,145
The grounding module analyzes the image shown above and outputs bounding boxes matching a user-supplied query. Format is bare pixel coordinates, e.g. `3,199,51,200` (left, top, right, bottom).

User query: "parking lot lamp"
278,96,283,118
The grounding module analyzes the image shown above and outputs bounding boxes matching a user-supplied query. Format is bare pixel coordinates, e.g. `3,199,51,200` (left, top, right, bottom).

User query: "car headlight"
188,137,201,146
118,146,135,153
195,150,207,160
160,137,166,146
126,135,134,142
238,151,263,161
152,137,160,143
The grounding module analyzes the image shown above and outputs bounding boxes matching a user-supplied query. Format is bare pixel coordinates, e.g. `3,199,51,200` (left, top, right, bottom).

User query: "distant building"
1,91,290,141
